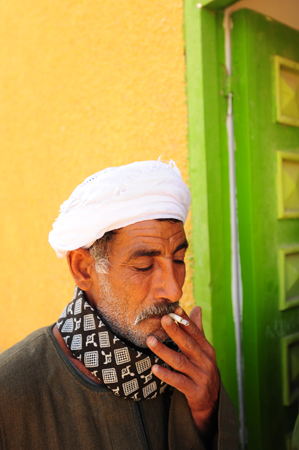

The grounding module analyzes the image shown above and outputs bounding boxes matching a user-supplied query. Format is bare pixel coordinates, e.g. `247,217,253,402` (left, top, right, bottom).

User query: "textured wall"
0,0,192,350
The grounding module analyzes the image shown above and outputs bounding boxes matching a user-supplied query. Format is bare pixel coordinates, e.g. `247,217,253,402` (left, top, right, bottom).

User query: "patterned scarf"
57,287,177,401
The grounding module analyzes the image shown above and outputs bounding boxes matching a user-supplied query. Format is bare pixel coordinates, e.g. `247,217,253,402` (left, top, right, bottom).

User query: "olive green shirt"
0,326,238,450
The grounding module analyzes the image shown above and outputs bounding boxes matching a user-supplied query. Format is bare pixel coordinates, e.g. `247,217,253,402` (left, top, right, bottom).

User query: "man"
0,160,238,449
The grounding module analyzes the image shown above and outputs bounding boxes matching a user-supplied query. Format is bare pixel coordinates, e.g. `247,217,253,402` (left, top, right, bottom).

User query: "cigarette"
168,313,189,326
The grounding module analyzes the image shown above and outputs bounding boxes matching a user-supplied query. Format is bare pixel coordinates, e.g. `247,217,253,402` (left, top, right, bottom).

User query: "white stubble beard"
94,273,176,348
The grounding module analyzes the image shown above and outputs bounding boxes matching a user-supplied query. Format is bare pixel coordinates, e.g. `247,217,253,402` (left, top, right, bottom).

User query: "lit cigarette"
168,313,189,326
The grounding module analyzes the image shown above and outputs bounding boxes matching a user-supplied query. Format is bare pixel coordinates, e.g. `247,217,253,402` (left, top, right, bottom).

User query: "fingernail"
147,336,157,346
175,306,183,315
164,315,172,325
151,364,159,374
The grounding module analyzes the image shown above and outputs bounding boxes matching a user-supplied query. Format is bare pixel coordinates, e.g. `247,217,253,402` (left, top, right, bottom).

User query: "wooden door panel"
232,9,299,449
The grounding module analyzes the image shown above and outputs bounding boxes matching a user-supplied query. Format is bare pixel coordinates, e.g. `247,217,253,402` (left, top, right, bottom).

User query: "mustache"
134,301,180,325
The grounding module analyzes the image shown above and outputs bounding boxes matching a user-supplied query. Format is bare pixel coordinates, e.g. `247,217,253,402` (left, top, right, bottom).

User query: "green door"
231,9,299,450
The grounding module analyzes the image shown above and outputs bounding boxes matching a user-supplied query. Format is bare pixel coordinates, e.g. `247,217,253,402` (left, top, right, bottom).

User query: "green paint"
282,333,299,406
279,246,299,311
184,3,212,342
213,10,240,413
274,56,299,127
277,151,299,218
232,9,299,449
184,0,238,411
277,152,299,219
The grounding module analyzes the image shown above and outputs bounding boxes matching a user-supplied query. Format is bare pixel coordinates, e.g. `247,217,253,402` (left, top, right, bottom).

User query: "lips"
136,315,163,324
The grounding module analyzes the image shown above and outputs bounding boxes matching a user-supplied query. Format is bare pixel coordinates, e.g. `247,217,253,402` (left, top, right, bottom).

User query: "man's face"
92,220,188,347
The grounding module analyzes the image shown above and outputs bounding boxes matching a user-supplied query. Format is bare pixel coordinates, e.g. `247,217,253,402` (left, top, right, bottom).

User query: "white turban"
49,159,191,258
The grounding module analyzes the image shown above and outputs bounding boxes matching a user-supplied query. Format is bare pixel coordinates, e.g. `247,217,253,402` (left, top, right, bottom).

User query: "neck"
52,324,103,385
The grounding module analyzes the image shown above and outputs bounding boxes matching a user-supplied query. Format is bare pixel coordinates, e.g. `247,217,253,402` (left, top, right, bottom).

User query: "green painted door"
231,9,299,450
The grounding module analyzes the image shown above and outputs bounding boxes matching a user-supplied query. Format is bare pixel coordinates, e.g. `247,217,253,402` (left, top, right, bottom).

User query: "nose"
154,259,184,303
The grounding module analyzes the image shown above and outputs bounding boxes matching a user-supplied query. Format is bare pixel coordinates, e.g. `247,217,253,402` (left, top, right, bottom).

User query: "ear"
67,248,94,291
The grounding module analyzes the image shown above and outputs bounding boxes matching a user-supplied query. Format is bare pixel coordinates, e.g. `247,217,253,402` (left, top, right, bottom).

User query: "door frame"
184,1,299,448
184,0,239,412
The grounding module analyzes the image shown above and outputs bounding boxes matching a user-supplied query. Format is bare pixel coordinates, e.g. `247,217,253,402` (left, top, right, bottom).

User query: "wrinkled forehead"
110,219,187,257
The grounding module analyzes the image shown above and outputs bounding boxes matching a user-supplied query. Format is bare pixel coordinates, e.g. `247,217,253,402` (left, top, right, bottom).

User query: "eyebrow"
126,240,189,262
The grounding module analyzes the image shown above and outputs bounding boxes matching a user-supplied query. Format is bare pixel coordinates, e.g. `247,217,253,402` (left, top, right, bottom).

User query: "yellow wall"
0,0,193,350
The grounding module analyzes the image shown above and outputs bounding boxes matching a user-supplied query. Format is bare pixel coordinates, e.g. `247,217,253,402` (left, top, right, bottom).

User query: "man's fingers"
147,335,219,406
151,363,193,393
161,308,214,361
189,306,205,336
147,335,194,375
175,305,204,336
165,307,206,347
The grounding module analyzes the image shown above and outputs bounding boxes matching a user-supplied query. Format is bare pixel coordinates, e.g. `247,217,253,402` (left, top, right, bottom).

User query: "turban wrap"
49,159,191,258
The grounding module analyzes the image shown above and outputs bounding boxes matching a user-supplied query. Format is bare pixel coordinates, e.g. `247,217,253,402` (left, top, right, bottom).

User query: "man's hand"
146,306,220,440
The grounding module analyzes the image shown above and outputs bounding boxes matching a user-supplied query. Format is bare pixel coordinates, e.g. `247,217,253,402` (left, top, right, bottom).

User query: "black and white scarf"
57,287,177,401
